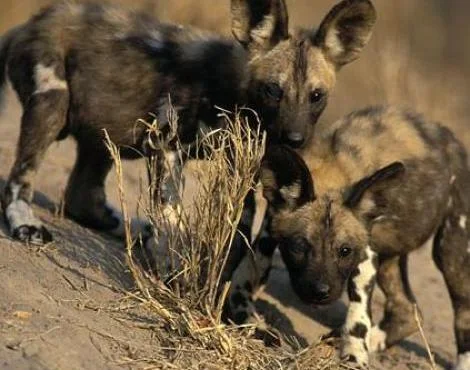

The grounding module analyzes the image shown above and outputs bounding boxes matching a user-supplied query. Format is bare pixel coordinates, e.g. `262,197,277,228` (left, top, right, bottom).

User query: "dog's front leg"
341,245,378,368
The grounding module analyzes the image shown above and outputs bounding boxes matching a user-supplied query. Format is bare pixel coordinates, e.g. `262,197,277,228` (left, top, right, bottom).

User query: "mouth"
296,294,338,306
264,129,305,149
283,137,305,149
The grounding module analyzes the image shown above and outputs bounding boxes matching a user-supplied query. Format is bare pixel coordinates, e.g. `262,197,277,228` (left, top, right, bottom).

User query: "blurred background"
1,0,469,143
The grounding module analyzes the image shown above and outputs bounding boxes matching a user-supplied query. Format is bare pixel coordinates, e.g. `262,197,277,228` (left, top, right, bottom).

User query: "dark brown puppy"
0,0,375,244
232,106,470,369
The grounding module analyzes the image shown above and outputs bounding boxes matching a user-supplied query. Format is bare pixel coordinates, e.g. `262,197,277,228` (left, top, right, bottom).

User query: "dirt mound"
0,90,457,370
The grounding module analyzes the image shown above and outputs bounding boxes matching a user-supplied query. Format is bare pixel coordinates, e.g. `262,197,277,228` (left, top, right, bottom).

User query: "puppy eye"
338,244,353,258
309,88,325,104
262,82,284,102
291,237,311,254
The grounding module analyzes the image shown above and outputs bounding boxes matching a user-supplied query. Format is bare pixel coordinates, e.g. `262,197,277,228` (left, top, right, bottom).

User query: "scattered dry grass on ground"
102,108,344,369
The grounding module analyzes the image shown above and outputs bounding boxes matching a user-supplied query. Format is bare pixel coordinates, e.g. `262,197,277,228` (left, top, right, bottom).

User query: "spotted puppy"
231,106,470,369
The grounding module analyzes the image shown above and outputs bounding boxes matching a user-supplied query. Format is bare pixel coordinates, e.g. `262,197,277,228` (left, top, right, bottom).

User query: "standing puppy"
256,106,470,369
0,0,375,244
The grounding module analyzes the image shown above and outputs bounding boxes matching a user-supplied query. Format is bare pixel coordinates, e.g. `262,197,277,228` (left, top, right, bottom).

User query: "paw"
341,354,369,369
137,231,181,282
369,325,387,353
455,352,470,370
254,326,282,347
341,338,370,369
107,204,152,240
12,224,53,245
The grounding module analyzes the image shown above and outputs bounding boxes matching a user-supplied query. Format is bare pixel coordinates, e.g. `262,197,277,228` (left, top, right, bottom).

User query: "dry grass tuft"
104,107,340,369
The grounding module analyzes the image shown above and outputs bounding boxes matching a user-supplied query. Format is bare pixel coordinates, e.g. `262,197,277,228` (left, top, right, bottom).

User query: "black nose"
281,131,305,148
313,282,331,301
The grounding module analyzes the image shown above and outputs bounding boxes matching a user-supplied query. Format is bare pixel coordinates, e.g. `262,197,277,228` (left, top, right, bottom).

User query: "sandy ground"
0,87,459,369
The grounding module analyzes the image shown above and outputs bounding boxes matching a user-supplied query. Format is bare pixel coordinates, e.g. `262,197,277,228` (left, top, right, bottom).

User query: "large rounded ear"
312,0,376,68
344,162,405,209
260,145,315,212
231,0,289,51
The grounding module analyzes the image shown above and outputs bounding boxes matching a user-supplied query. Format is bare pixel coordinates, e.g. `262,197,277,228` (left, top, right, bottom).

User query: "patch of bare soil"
0,88,456,369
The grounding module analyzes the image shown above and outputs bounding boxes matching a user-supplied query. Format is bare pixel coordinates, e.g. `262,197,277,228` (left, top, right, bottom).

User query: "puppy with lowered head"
259,106,470,369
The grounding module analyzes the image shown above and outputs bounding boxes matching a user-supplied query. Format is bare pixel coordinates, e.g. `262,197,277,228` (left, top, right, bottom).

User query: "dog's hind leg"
3,63,69,244
433,205,470,370
370,254,418,352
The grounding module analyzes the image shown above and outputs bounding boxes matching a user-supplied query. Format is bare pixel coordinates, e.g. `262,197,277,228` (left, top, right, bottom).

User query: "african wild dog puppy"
224,0,376,323
247,106,470,369
0,0,375,246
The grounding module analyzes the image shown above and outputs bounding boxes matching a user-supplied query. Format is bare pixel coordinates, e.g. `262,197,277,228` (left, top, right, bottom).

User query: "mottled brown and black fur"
0,0,376,245
242,106,470,368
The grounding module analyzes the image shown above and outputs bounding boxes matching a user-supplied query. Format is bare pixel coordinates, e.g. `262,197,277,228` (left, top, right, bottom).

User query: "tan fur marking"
279,182,301,204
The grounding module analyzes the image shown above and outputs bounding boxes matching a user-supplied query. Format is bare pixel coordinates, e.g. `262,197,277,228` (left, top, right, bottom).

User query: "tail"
0,25,21,110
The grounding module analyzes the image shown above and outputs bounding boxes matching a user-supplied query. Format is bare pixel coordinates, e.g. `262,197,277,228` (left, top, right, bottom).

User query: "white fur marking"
6,199,42,231
460,215,467,230
33,64,67,94
370,326,387,352
10,182,21,202
343,336,369,367
454,352,470,370
148,203,185,279
450,175,457,185
342,245,376,366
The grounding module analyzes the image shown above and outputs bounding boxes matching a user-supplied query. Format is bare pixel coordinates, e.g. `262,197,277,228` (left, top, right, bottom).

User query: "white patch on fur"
6,200,42,231
325,29,344,59
342,336,369,367
369,326,387,352
450,175,457,185
5,182,42,231
372,215,387,223
33,64,67,95
10,182,21,202
342,245,377,366
460,215,467,230
455,352,470,370
250,182,267,242
146,203,185,279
